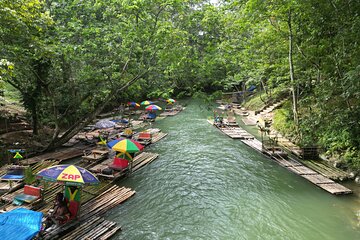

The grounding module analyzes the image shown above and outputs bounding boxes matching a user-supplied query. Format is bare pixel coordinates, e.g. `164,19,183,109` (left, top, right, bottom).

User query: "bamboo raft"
0,160,60,202
0,177,24,195
268,130,302,157
90,152,159,180
60,216,120,240
151,132,168,144
132,152,159,172
23,146,90,165
0,160,61,197
301,159,349,181
132,128,168,146
0,159,109,211
130,120,148,130
159,109,181,116
267,129,349,180
207,120,254,139
241,138,352,195
81,149,109,162
159,106,185,117
42,185,135,240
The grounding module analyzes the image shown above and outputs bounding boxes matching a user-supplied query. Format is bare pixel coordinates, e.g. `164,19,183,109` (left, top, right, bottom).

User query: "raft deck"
91,152,159,180
159,109,182,116
207,120,254,139
24,145,90,165
241,138,352,195
81,149,109,162
0,160,61,197
151,132,168,144
60,216,121,240
42,185,135,240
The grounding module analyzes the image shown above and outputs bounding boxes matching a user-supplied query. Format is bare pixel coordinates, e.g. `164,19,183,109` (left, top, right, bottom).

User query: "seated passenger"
44,192,70,227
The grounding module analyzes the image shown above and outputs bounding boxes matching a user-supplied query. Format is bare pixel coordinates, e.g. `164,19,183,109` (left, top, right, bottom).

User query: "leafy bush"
24,167,36,185
242,93,268,110
272,102,297,140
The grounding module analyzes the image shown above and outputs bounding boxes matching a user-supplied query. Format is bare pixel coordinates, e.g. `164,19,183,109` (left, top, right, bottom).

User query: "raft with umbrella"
166,98,176,104
127,102,140,108
139,104,162,121
37,164,100,227
41,185,135,240
140,100,153,106
89,138,159,181
145,104,162,111
160,102,184,116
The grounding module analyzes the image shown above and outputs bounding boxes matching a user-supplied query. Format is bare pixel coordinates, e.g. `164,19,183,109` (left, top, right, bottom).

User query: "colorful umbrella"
166,98,176,103
127,102,140,107
140,100,154,106
107,138,144,153
145,104,162,111
37,165,99,186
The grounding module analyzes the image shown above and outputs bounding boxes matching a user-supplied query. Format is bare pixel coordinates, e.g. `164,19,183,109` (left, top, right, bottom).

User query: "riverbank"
0,99,184,238
218,97,360,185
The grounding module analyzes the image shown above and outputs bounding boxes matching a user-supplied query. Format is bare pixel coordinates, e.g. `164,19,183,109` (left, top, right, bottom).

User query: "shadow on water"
108,99,360,240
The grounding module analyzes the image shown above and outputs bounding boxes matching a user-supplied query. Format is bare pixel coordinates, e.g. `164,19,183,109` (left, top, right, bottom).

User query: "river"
109,100,360,240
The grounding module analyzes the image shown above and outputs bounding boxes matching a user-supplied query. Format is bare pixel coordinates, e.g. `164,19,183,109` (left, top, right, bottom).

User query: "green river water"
109,100,360,240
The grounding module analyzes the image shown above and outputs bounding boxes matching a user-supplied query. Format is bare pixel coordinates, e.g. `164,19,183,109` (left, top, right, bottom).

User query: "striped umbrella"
107,138,144,153
37,165,99,186
166,98,176,103
140,100,154,106
145,104,162,111
127,102,140,107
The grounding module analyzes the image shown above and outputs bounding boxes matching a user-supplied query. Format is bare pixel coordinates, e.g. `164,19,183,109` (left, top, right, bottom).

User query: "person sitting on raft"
44,192,70,227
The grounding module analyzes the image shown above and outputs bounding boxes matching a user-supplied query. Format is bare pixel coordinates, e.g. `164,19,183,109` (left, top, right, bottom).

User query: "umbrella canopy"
37,165,99,186
94,119,116,129
140,100,154,106
107,138,144,153
166,98,176,103
127,102,140,107
146,104,162,111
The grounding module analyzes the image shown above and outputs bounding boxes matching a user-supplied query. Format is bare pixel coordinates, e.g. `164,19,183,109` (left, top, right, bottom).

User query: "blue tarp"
247,85,256,91
0,208,43,240
147,113,156,119
1,168,24,180
236,85,257,97
1,174,24,180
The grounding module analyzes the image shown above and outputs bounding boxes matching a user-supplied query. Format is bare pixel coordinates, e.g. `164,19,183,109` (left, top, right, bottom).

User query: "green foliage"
272,103,297,140
24,167,36,185
1,0,359,168
343,150,360,169
242,94,267,111
193,90,222,109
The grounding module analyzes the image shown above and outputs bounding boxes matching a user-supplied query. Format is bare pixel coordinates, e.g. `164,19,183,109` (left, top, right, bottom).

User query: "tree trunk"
31,102,39,135
43,71,147,152
288,9,298,126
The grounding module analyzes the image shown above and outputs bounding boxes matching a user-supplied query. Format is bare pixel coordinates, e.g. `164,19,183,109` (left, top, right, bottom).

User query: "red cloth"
109,157,129,171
